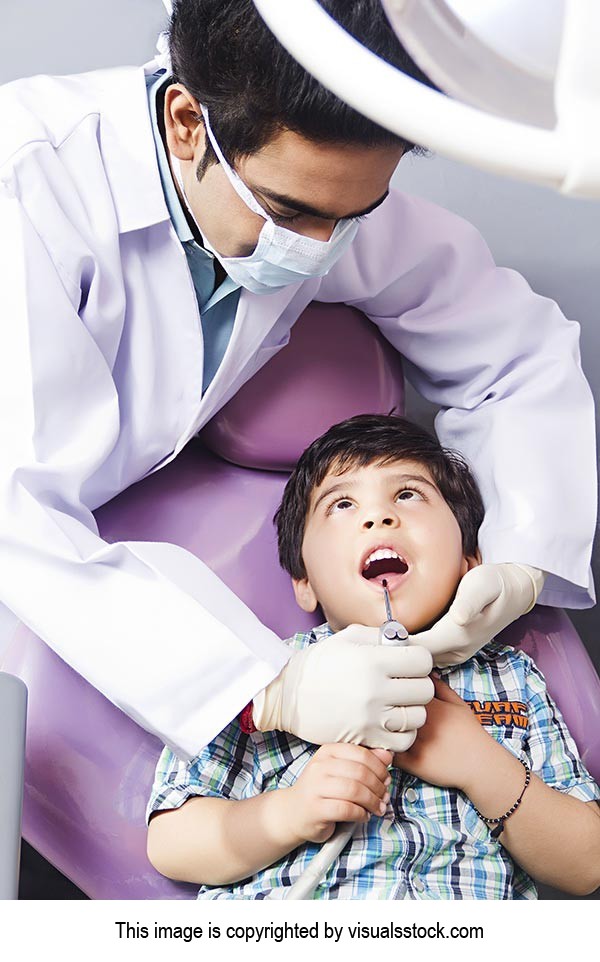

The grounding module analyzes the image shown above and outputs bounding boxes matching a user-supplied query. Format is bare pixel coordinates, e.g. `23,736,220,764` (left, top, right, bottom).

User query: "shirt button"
413,878,425,893
405,788,418,803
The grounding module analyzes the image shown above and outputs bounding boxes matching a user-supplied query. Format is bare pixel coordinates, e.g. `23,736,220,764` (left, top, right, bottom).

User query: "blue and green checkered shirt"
147,624,600,899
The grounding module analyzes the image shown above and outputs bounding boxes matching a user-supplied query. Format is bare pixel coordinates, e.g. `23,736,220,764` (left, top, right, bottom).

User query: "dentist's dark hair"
274,414,484,580
168,0,434,167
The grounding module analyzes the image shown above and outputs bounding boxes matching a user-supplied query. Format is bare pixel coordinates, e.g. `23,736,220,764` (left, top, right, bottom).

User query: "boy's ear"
461,548,482,575
292,576,319,613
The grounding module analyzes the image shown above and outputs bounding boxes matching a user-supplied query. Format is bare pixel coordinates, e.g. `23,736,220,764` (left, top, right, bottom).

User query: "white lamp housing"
252,0,600,197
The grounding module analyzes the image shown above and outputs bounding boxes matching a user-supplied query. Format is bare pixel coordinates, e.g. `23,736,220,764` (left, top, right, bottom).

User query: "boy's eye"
396,488,424,502
329,498,354,513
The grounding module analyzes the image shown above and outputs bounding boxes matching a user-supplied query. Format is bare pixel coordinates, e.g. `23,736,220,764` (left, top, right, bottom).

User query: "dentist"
0,0,594,759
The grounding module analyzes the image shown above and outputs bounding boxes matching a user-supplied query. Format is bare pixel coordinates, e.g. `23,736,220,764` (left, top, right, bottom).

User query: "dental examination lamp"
252,0,600,198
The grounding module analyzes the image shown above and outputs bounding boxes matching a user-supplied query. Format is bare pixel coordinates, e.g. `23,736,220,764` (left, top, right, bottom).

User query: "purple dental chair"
2,302,600,900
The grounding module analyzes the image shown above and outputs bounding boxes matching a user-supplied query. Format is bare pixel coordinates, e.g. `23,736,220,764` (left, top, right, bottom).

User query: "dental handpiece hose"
282,582,408,899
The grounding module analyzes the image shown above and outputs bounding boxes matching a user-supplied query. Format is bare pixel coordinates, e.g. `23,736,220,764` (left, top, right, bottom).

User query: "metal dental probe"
380,579,409,646
282,580,409,899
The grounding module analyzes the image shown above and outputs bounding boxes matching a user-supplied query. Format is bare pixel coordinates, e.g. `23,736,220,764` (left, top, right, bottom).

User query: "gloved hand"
253,624,434,753
409,563,545,668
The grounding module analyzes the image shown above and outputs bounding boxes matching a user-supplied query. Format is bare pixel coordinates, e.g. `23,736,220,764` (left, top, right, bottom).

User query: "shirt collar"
436,638,510,677
310,624,509,670
146,68,194,244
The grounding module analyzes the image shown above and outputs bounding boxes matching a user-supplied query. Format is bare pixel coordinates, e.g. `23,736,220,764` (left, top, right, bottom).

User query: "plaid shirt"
147,624,600,900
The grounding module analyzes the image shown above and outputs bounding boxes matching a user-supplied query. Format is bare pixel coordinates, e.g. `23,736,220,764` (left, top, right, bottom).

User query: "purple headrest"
200,302,405,470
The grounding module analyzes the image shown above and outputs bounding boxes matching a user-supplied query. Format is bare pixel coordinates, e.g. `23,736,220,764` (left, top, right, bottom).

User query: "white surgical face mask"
173,106,360,295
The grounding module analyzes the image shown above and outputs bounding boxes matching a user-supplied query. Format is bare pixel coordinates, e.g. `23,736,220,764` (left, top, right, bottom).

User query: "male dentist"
0,0,594,758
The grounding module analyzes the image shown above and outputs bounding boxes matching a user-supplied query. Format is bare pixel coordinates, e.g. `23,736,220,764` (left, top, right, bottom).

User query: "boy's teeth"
363,548,403,569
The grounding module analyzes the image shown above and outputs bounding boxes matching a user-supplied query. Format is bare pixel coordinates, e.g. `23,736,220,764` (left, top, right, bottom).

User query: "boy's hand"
285,744,393,844
393,676,497,793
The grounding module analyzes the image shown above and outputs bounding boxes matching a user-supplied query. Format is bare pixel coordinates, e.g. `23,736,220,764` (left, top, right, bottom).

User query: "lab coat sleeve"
0,179,289,760
318,190,596,609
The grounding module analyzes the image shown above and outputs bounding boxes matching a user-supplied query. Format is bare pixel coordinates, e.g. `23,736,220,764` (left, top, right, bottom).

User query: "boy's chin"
407,600,455,635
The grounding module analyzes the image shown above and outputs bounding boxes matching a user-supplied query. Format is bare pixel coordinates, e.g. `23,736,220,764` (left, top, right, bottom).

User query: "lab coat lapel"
96,65,170,234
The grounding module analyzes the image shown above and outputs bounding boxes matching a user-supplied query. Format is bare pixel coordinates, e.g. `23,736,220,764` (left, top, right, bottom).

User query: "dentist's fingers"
363,728,418,754
260,626,435,746
378,644,433,678
449,566,503,625
382,674,435,707
383,704,427,733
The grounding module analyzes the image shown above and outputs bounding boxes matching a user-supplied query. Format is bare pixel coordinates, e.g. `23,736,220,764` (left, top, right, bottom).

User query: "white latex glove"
253,624,434,753
409,563,546,668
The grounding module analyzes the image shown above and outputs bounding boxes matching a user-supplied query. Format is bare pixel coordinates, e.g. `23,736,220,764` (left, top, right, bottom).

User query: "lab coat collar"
95,62,173,234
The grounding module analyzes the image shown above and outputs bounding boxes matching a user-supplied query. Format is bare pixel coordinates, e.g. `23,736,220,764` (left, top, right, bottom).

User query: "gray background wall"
1,0,597,675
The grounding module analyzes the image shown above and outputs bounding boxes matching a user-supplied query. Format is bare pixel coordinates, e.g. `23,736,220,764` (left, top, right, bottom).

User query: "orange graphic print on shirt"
468,700,529,729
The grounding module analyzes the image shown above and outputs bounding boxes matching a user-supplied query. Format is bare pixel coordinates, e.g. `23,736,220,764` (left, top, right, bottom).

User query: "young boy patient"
147,415,600,899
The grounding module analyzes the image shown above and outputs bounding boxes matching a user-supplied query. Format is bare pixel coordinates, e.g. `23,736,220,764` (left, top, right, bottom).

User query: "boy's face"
292,458,480,633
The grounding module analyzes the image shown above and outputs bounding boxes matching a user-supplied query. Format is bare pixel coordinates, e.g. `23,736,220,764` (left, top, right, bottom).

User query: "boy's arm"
460,732,600,895
394,677,600,896
147,743,392,886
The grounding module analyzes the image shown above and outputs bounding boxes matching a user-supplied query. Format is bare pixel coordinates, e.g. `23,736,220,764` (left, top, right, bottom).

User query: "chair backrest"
2,302,599,899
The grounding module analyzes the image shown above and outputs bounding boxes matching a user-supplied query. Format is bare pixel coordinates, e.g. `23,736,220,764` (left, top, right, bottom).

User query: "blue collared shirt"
146,69,241,393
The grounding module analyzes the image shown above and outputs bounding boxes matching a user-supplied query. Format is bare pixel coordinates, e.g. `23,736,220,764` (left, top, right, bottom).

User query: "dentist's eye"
271,212,367,227
271,210,303,225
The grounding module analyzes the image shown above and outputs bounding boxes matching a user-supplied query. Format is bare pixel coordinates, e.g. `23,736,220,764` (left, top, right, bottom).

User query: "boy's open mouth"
361,548,409,587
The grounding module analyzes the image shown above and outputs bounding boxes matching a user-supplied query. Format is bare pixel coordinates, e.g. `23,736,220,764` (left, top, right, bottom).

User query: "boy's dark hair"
275,414,484,579
168,0,434,167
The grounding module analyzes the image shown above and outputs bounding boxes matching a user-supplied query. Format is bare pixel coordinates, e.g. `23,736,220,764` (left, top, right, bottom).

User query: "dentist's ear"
163,84,206,161
292,577,319,613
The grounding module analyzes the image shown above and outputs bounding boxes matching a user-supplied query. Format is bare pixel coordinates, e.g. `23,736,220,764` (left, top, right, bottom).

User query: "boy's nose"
362,511,399,530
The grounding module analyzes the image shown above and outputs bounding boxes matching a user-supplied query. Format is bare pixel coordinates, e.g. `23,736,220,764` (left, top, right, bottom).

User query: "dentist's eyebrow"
248,186,389,221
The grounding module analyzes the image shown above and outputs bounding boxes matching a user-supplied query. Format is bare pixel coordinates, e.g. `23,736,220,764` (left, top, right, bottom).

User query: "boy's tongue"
362,556,408,586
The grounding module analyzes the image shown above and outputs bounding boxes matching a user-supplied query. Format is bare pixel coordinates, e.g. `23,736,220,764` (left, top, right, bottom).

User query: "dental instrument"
282,580,408,899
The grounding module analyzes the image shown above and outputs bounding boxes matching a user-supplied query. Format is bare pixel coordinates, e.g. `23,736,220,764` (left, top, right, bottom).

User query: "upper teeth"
363,548,404,569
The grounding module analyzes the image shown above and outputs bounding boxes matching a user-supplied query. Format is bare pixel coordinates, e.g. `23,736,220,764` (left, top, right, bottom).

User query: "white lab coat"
0,64,595,758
